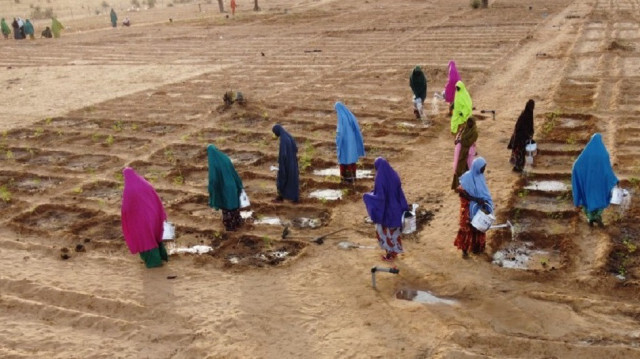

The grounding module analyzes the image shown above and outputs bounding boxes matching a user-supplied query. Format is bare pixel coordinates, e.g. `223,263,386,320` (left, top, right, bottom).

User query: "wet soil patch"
35,116,86,128
213,234,307,268
71,215,124,241
535,141,583,156
540,114,596,144
4,128,77,147
63,154,122,172
247,203,330,228
606,192,640,283
172,226,226,249
150,144,206,165
553,82,596,109
169,194,212,217
0,171,66,194
11,204,99,234
72,181,122,203
63,133,150,151
155,188,193,206
126,160,174,183
223,149,275,167
512,194,576,219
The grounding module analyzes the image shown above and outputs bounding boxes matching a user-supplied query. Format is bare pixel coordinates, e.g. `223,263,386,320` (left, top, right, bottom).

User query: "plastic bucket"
162,221,175,240
402,211,416,234
610,187,624,205
525,155,534,165
525,140,537,156
471,211,495,232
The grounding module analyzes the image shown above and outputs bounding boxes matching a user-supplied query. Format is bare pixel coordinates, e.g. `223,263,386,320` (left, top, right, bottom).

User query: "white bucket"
610,187,625,205
402,211,416,234
413,98,424,118
471,211,496,232
162,221,175,240
525,140,537,156
525,155,534,165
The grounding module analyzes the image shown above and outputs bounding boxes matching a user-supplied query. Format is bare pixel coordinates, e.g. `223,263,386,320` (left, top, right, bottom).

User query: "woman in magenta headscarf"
444,61,461,104
121,167,168,268
363,157,409,262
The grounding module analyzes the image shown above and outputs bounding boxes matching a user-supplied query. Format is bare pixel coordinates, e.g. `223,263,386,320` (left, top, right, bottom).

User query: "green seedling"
104,135,115,146
0,185,11,202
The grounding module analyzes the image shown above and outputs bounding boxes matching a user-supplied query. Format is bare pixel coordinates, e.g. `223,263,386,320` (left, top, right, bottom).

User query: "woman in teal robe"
207,144,245,231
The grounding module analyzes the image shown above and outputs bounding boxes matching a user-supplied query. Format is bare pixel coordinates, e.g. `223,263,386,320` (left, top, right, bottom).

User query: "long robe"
272,124,300,202
451,80,472,135
571,133,618,213
51,17,64,38
335,102,365,165
444,61,461,103
459,157,493,219
409,66,427,102
207,144,244,210
363,157,409,228
1,18,11,37
121,168,167,255
110,9,118,27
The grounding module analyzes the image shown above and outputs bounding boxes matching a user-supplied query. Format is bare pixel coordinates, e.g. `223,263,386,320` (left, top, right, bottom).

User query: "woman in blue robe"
335,102,365,183
272,124,299,203
572,133,618,227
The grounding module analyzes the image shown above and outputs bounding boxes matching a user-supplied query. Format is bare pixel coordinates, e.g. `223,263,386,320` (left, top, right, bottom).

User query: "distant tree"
254,0,260,11
131,0,141,8
147,0,156,8
217,0,224,12
101,1,110,11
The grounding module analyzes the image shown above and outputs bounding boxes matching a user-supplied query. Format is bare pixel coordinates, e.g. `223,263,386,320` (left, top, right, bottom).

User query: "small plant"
566,134,577,145
0,185,12,202
91,133,101,142
262,236,272,249
180,134,190,142
131,123,138,131
45,118,52,125
173,174,185,185
33,128,44,137
5,150,14,160
104,135,115,146
517,189,529,198
540,257,549,267
629,177,640,188
623,237,637,254
299,140,315,172
113,121,123,131
470,0,481,9
164,149,176,164
341,188,350,197
72,187,83,194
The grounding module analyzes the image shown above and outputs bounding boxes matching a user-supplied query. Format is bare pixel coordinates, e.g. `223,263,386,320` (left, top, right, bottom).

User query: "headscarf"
1,18,10,35
335,102,365,165
110,8,118,27
451,80,472,134
459,157,493,218
23,20,34,35
16,18,24,28
363,157,409,228
272,124,300,202
121,167,167,254
409,66,427,101
508,99,535,149
207,144,244,210
444,61,461,103
51,17,64,38
571,134,618,212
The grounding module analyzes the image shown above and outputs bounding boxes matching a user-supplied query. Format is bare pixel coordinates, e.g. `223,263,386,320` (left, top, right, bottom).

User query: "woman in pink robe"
121,167,168,268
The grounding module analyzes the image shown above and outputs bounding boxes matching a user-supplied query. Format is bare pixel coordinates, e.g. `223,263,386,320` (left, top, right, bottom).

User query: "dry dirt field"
1,0,640,358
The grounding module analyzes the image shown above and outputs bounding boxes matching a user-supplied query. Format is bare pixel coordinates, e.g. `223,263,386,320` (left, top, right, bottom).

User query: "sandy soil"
1,0,640,358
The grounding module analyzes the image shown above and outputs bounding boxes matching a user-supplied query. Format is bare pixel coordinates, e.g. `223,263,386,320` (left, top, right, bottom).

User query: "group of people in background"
1,17,63,39
120,58,622,268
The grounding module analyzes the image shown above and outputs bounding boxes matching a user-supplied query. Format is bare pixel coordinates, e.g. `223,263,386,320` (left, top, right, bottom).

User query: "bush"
30,6,55,19
131,0,141,8
146,0,156,8
470,0,481,9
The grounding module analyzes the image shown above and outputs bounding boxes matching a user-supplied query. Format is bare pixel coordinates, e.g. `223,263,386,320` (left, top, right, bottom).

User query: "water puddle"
396,289,457,305
524,180,569,192
559,118,587,128
309,189,343,201
291,217,322,228
312,168,373,179
337,241,375,249
240,211,253,219
254,216,282,225
169,245,213,255
492,242,559,270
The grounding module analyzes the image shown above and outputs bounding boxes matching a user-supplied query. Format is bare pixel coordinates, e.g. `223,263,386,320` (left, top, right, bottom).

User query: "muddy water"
396,289,457,305
309,189,343,200
493,242,562,270
524,180,569,192
312,168,373,179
